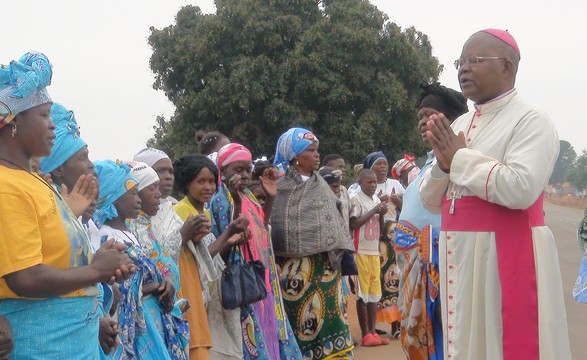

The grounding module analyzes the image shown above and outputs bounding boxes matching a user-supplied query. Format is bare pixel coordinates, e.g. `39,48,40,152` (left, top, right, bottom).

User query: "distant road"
353,203,586,359
545,203,585,360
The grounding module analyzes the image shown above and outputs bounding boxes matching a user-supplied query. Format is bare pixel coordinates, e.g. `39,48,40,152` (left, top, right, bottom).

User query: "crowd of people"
0,28,575,360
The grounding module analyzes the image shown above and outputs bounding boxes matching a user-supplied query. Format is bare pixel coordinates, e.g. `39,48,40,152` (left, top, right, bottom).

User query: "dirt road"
349,203,586,359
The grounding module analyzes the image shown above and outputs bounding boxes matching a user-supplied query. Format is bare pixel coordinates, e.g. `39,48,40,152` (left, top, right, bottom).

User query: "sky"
4,0,587,161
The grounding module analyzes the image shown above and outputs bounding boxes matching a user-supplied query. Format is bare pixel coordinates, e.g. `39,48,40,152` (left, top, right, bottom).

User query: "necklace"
0,157,30,172
0,157,61,199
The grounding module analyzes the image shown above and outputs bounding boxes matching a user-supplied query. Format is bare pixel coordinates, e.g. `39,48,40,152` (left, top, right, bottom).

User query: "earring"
11,124,17,138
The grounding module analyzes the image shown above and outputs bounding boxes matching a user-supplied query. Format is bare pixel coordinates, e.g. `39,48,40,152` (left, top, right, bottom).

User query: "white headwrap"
127,161,160,191
133,147,170,167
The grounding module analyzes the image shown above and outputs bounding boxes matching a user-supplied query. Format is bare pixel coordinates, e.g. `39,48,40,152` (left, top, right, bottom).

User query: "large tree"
549,140,576,185
568,150,587,192
148,0,441,164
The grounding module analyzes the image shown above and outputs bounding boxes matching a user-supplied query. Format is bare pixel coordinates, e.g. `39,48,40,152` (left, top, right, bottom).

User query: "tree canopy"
549,140,576,185
148,0,441,164
568,150,587,192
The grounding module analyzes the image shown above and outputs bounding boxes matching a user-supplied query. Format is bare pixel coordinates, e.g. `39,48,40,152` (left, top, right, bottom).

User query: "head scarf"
133,147,170,167
216,143,252,170
39,103,87,173
94,160,138,225
318,166,342,185
273,127,318,172
0,51,53,129
363,151,387,170
126,161,159,191
417,82,469,121
481,28,520,59
391,154,417,179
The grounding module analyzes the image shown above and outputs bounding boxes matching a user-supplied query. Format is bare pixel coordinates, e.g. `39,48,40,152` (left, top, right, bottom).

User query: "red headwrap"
481,29,521,59
391,154,416,179
217,143,252,171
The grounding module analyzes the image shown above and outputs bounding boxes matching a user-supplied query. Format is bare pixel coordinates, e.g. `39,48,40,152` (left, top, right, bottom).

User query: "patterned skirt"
394,221,442,360
376,220,401,324
281,253,354,360
239,242,302,360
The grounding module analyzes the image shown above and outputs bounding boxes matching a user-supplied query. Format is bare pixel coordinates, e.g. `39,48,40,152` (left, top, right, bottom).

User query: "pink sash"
240,195,271,289
441,194,543,360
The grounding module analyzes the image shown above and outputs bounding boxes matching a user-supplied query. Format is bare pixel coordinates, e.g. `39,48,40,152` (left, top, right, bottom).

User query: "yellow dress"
174,198,212,360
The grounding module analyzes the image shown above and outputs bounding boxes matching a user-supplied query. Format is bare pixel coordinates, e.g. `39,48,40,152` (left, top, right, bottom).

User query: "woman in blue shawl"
95,160,189,359
271,128,355,360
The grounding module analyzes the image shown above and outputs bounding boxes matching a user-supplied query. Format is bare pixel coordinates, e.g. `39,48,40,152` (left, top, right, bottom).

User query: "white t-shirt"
376,178,404,221
349,191,381,256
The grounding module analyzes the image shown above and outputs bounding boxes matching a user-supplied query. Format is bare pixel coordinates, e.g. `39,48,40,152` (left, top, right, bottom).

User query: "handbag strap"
228,245,241,265
243,240,255,262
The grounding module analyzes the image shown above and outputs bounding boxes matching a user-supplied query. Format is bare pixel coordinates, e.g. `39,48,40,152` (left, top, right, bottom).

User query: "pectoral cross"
448,188,461,214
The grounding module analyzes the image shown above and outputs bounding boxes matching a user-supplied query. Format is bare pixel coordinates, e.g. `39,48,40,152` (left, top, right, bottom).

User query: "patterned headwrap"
217,143,252,171
94,160,138,225
0,52,53,129
273,127,318,172
127,161,159,191
39,103,87,173
133,147,170,167
363,151,387,170
391,154,416,179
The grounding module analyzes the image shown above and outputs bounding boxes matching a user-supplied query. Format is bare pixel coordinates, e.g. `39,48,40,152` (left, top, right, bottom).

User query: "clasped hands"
425,113,467,173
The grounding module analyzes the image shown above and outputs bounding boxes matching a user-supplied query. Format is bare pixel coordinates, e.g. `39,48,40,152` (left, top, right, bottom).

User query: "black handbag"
221,242,268,310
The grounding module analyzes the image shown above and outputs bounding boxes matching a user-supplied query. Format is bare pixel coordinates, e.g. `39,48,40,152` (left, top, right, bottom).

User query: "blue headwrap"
94,160,138,225
0,52,53,128
363,151,387,170
39,103,87,173
273,127,318,172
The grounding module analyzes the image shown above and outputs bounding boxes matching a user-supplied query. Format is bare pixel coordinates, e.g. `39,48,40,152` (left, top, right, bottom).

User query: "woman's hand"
38,171,53,184
98,316,119,354
141,282,160,296
158,278,175,314
227,228,251,247
227,216,249,236
389,194,403,210
91,239,136,284
259,168,278,199
0,317,13,360
228,174,243,203
180,214,211,244
377,190,389,203
61,174,98,217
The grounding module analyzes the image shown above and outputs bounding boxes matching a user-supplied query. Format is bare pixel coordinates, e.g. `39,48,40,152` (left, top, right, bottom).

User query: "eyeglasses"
453,56,507,70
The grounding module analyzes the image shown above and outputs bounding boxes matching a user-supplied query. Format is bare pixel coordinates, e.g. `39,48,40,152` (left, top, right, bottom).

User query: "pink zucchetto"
481,28,521,59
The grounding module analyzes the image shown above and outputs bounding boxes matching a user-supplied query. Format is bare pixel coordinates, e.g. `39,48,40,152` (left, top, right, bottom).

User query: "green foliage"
568,150,587,191
549,140,577,185
148,0,441,163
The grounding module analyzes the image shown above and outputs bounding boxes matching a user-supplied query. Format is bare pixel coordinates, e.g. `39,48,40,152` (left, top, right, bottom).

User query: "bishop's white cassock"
419,89,571,360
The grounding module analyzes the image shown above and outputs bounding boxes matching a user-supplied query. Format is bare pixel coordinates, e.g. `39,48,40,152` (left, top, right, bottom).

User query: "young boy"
350,169,389,347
